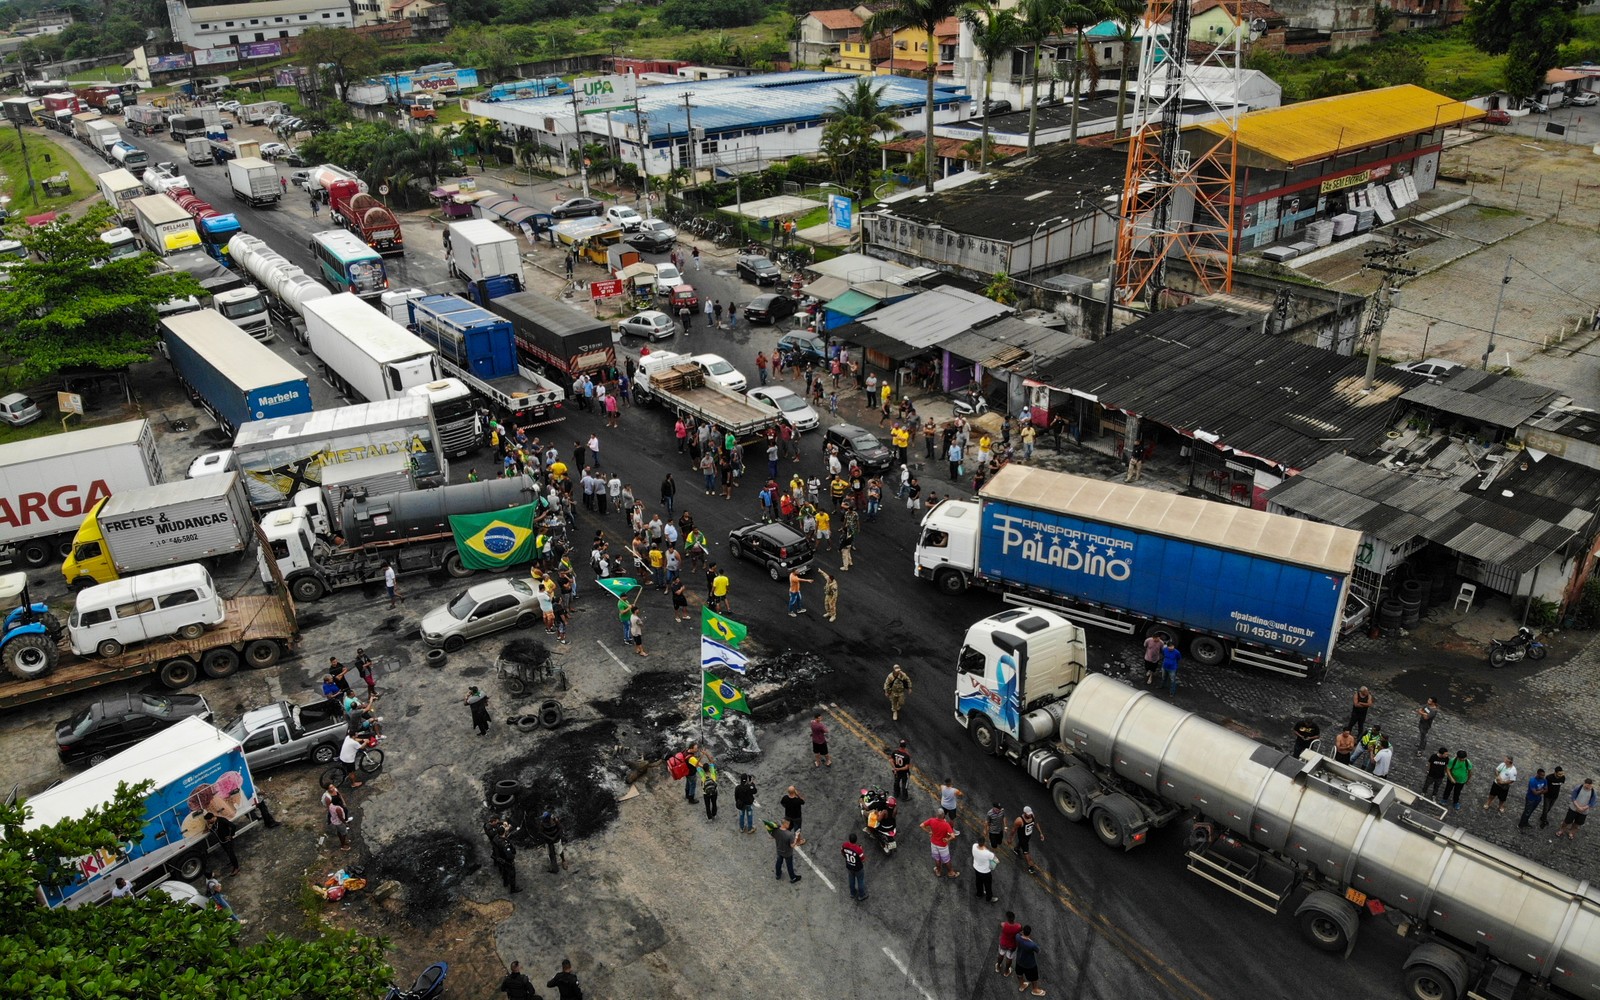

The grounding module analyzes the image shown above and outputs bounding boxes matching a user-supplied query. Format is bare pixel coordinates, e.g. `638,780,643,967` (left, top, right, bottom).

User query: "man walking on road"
771,818,804,883
1143,633,1163,686
1485,755,1517,813
889,739,912,800
383,561,402,608
920,812,960,878
787,567,811,617
1416,696,1440,755
546,959,583,1000
1542,766,1567,828
884,664,912,721
1015,926,1045,997
1009,806,1044,874
537,810,566,873
971,838,999,903
841,833,867,901
996,912,1023,978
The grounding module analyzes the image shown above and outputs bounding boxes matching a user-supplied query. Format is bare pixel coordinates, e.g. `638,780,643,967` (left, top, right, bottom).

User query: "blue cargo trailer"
161,308,312,435
409,293,565,424
914,465,1361,679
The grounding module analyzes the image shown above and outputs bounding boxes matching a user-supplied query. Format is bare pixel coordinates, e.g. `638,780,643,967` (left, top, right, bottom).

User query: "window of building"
255,32,264,40
225,19,235,26
299,13,308,19
1103,46,1112,59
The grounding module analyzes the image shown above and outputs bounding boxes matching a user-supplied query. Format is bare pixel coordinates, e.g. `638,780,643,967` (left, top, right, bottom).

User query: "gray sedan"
420,578,542,650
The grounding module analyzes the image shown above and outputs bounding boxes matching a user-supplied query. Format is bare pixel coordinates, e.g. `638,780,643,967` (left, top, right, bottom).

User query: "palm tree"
1106,0,1145,137
822,76,901,193
1062,0,1108,142
865,0,964,193
1015,0,1064,156
961,2,1022,175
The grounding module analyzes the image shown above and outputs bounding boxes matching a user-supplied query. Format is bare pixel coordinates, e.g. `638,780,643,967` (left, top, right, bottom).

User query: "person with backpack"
1441,749,1474,809
700,759,719,820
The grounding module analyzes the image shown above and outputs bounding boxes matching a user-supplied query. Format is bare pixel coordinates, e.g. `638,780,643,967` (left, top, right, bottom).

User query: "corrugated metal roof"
986,465,1361,575
1033,305,1427,472
856,286,1012,349
826,289,883,318
1401,368,1559,428
940,315,1090,371
1197,84,1484,168
833,321,925,361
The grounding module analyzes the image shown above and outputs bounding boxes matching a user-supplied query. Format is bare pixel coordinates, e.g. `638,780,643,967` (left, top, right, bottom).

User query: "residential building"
795,9,864,67
166,0,353,48
1187,0,1286,45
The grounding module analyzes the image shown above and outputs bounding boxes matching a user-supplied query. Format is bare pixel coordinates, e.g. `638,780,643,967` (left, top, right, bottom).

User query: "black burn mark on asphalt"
375,831,478,926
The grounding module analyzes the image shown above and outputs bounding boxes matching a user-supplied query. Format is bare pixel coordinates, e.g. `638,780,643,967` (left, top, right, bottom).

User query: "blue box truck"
409,293,564,426
23,717,260,908
161,308,313,436
914,465,1361,679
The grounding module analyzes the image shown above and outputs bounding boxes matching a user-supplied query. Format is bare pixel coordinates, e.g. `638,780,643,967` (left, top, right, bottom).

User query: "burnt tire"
514,713,540,732
245,640,281,668
201,647,241,679
158,658,199,688
426,648,447,668
506,676,528,695
539,700,564,728
969,715,997,755
4,633,58,679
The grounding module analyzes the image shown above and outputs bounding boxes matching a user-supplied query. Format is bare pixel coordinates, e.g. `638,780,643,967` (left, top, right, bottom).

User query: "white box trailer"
446,218,522,284
302,294,438,404
0,420,161,568
96,168,144,224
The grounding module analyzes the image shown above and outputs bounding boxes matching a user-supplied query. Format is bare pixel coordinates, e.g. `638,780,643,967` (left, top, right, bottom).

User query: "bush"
660,0,768,30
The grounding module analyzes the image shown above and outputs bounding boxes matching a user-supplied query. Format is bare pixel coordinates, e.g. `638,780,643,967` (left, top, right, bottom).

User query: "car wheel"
517,611,538,629
768,562,782,582
728,539,742,559
176,622,206,640
96,639,125,658
88,751,110,767
312,743,338,765
444,634,466,652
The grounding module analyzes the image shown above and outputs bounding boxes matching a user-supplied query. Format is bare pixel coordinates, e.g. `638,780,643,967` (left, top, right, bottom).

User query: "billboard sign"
829,193,853,230
242,41,282,59
589,278,623,299
149,54,193,73
576,74,637,114
193,47,237,66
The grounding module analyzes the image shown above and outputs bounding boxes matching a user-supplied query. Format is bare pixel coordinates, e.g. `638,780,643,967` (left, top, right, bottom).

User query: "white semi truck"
302,294,439,404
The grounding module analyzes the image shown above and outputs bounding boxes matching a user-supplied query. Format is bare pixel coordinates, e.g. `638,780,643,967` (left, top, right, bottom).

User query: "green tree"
1102,0,1143,138
1467,0,1579,98
1062,0,1108,142
297,26,373,103
1015,0,1064,156
660,0,767,30
0,781,391,999
866,0,965,193
962,1,1022,174
0,207,201,381
820,76,900,193
1361,43,1427,88
984,270,1020,304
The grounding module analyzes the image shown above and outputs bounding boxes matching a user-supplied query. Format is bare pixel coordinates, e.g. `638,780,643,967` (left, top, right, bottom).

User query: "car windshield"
64,706,96,738
774,394,806,413
852,433,881,450
446,590,476,620
750,257,774,269
706,360,734,375
139,694,177,718
658,265,680,281
509,579,533,596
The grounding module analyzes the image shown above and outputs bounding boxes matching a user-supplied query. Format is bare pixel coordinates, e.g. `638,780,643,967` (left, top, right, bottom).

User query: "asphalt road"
36,127,1420,998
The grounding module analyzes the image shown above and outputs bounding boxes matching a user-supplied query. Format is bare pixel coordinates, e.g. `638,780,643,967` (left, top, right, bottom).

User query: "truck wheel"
312,743,338,765
245,640,281,668
202,647,240,679
969,715,997,755
4,634,57,679
173,850,206,881
1297,908,1352,953
1091,806,1126,847
1403,966,1459,1000
290,575,326,602
935,569,965,596
96,639,125,658
1053,781,1088,823
443,552,472,578
18,539,52,567
1189,636,1228,666
176,622,206,640
444,634,466,652
158,658,198,688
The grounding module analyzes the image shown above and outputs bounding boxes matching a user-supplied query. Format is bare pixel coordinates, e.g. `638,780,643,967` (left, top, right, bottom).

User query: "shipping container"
160,309,311,434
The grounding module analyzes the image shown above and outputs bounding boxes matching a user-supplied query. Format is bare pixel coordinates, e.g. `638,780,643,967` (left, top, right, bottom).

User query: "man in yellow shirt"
815,509,832,550
711,569,731,613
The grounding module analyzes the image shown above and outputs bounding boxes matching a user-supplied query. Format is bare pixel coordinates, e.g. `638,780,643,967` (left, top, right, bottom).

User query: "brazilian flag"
449,503,539,570
702,670,751,720
701,607,748,647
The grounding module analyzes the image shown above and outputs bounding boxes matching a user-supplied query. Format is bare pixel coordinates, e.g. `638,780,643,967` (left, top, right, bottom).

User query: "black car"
550,196,605,219
744,293,798,325
629,228,674,252
56,692,214,766
983,98,1013,116
736,254,782,285
823,423,893,473
728,521,814,580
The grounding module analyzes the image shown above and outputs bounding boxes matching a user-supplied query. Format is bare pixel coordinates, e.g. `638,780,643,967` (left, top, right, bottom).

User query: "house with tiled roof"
795,9,865,66
1188,0,1285,45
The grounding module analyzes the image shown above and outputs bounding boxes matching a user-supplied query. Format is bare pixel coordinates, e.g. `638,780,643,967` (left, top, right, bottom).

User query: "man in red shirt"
996,911,1023,978
920,812,960,878
840,833,867,901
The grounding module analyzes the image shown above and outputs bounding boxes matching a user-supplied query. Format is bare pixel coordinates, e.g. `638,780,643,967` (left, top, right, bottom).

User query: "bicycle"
320,734,385,788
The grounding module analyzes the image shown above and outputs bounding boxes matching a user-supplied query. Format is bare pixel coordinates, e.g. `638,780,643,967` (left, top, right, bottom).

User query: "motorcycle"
384,962,448,1000
859,786,898,855
1487,627,1547,667
951,386,989,418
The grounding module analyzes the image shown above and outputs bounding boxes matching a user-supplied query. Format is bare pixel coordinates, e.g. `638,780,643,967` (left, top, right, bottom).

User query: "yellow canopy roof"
1197,84,1484,168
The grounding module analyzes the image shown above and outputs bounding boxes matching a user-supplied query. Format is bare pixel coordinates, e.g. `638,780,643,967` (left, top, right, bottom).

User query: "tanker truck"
258,477,540,601
228,233,331,339
955,606,1600,1000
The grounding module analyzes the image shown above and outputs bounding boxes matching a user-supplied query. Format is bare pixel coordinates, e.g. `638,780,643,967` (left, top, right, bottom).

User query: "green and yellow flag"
701,606,748,647
702,671,751,720
449,504,539,571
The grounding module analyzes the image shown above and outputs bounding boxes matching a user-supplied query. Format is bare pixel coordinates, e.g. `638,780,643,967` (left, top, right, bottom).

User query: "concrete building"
794,9,864,67
465,71,969,179
166,0,353,49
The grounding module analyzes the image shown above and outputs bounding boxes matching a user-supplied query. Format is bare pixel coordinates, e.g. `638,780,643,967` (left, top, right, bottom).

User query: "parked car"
777,332,828,363
420,578,541,650
983,98,1013,115
654,263,685,293
1572,92,1598,107
148,879,208,908
670,284,700,311
218,100,241,113
727,521,814,581
736,254,782,285
290,170,311,188
633,218,677,250
1394,357,1465,381
550,196,604,219
748,386,819,431
1523,99,1549,114
605,205,643,231
56,692,214,766
823,423,892,473
259,141,289,159
1483,109,1512,126
0,391,42,427
743,292,798,325
283,151,309,168
693,353,747,392
617,310,677,341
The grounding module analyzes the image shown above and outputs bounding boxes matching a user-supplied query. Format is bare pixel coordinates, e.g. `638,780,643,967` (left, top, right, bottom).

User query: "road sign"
590,277,623,299
829,193,853,230
378,183,390,196
57,391,82,415
575,74,637,115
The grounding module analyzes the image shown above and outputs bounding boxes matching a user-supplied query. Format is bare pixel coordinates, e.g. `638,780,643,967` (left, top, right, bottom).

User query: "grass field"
67,65,133,84
0,128,97,218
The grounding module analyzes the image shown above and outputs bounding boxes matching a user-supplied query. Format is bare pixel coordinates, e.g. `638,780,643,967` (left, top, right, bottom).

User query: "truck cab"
954,607,1087,756
213,287,270,342
915,500,981,595
62,499,114,588
406,378,481,458
98,227,143,263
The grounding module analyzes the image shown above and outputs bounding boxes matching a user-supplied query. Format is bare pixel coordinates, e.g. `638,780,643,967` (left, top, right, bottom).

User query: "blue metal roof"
467,71,969,142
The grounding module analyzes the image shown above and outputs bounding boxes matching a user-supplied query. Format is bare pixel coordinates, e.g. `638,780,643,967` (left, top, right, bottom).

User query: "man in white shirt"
110,877,134,899
971,840,999,904
1485,755,1518,813
1371,739,1394,779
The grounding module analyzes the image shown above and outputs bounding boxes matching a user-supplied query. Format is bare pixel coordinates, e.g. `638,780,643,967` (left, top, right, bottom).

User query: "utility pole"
1482,256,1513,370
682,91,696,186
569,92,590,198
12,121,38,208
632,98,651,217
1360,240,1418,391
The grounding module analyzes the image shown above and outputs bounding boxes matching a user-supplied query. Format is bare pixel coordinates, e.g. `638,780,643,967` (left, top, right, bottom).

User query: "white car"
693,353,747,393
617,310,676,341
748,386,819,431
218,100,241,113
654,263,685,293
1394,358,1465,381
1571,92,1598,107
259,141,289,159
605,206,643,232
420,578,542,650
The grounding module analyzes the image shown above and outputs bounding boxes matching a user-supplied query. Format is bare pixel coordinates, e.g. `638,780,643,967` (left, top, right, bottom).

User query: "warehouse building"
464,71,969,178
165,0,352,48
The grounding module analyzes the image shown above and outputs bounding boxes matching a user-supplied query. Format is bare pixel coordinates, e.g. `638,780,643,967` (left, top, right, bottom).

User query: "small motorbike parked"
1487,626,1547,668
859,786,898,855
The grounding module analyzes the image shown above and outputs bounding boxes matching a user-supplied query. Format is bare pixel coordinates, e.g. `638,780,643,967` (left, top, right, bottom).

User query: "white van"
68,563,226,657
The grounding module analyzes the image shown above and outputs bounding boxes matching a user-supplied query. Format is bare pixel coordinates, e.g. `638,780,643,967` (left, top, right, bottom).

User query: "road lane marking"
794,846,835,891
595,639,631,673
880,947,937,1000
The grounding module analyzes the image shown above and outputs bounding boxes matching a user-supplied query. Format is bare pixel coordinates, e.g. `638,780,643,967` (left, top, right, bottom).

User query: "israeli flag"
701,636,749,675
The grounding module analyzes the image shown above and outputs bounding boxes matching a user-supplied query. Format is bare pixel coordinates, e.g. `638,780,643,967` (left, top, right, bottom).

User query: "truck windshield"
220,296,266,319
432,395,476,424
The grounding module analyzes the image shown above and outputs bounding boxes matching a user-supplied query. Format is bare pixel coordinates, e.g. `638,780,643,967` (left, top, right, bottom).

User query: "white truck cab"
954,607,1087,754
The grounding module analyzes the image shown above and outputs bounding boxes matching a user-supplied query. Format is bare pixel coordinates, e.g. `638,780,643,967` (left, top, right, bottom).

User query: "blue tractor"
0,571,61,679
